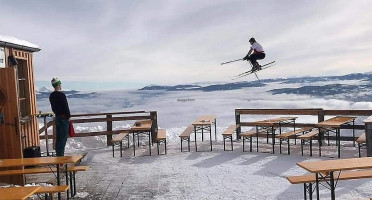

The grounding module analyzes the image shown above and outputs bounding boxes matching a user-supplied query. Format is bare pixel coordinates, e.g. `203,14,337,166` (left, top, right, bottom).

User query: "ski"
232,61,275,80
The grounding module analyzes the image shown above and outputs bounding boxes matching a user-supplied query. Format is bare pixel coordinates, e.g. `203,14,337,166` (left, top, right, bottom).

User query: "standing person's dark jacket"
49,91,71,119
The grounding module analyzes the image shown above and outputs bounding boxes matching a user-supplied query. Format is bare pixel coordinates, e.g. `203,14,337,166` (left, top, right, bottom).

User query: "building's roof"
0,35,41,52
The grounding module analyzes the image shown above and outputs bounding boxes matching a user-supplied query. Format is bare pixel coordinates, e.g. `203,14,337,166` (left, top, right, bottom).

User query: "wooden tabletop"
316,116,356,128
192,115,216,126
0,186,41,200
297,157,372,173
131,120,152,131
251,117,297,126
0,155,83,168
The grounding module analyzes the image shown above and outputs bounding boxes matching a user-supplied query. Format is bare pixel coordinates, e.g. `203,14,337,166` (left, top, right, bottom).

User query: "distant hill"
139,72,372,102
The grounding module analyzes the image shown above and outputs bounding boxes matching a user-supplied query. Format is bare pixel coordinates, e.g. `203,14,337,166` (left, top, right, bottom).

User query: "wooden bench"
277,127,313,155
34,185,70,199
241,128,268,152
155,129,167,155
0,165,89,198
356,132,366,157
111,130,130,157
298,129,320,157
222,125,239,151
287,169,372,200
179,125,194,152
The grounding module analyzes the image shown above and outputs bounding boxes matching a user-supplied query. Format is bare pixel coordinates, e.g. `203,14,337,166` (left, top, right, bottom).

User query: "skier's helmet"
249,37,256,42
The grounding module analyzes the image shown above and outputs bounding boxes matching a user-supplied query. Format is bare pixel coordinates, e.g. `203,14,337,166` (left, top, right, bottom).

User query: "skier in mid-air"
243,37,265,71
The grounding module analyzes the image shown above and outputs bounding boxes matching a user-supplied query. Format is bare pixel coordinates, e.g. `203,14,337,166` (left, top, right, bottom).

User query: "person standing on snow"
243,37,265,71
49,78,71,156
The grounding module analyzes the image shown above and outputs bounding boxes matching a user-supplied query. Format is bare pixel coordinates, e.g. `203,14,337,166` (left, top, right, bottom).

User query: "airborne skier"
243,37,265,71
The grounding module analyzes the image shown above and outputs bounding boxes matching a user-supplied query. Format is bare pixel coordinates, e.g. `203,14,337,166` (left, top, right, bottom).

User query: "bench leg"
358,144,361,158
303,183,307,200
250,135,253,152
112,144,115,157
242,137,245,152
157,142,160,155
165,140,167,154
301,140,304,156
231,136,233,151
120,141,123,157
188,137,190,152
223,137,226,151
288,138,290,155
70,171,73,197
181,139,183,152
280,138,282,154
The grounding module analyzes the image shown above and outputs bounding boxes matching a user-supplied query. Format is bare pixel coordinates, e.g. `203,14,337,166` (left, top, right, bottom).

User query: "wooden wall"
0,47,39,185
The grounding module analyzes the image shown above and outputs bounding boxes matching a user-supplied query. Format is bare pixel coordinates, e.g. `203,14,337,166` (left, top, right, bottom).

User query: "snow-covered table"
297,157,372,200
131,120,153,156
192,115,217,151
250,117,297,154
316,116,356,158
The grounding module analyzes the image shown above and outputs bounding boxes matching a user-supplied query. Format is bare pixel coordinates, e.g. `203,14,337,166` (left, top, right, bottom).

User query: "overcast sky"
1,0,372,88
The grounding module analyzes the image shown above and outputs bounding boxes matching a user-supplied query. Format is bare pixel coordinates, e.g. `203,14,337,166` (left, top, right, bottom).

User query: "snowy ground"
64,138,371,200
32,82,372,199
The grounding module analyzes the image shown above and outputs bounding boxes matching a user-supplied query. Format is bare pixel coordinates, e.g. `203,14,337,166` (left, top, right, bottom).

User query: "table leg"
272,126,275,154
316,173,320,200
210,125,212,151
330,171,335,200
133,132,136,156
202,126,204,141
256,126,259,152
65,164,70,200
337,129,340,158
57,164,61,200
149,131,152,156
215,119,217,141
194,126,197,152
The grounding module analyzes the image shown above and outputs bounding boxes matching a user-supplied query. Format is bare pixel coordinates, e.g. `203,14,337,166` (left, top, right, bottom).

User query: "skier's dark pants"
248,52,265,66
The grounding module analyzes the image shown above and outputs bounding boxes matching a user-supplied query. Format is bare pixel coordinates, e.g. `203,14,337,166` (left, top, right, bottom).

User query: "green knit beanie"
51,78,61,88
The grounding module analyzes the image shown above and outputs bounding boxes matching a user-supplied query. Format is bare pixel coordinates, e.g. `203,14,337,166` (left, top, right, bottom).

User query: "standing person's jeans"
55,116,69,156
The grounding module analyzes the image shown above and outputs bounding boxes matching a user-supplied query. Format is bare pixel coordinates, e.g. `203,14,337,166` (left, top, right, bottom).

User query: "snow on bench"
179,125,194,152
276,127,313,155
298,129,320,157
287,169,372,200
356,132,366,157
155,129,167,155
222,125,239,151
111,130,130,157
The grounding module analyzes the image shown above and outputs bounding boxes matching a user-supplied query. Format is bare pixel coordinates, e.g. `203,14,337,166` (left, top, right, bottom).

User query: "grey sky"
1,0,372,87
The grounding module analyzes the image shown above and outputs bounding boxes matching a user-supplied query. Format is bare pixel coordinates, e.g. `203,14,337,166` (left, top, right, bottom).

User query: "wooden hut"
0,35,41,184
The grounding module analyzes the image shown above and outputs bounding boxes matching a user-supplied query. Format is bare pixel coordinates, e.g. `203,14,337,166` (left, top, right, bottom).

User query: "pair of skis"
232,61,276,80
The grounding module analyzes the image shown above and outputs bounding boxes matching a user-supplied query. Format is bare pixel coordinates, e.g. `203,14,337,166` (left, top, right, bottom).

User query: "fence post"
150,111,158,142
43,116,49,156
52,117,56,152
318,109,325,146
106,114,112,146
364,116,372,157
235,110,241,140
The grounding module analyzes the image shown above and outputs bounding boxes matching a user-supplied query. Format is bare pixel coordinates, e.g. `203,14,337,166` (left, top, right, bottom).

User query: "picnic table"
192,115,216,151
251,117,297,153
297,157,372,200
316,116,356,158
131,120,152,156
0,155,83,200
0,186,41,200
